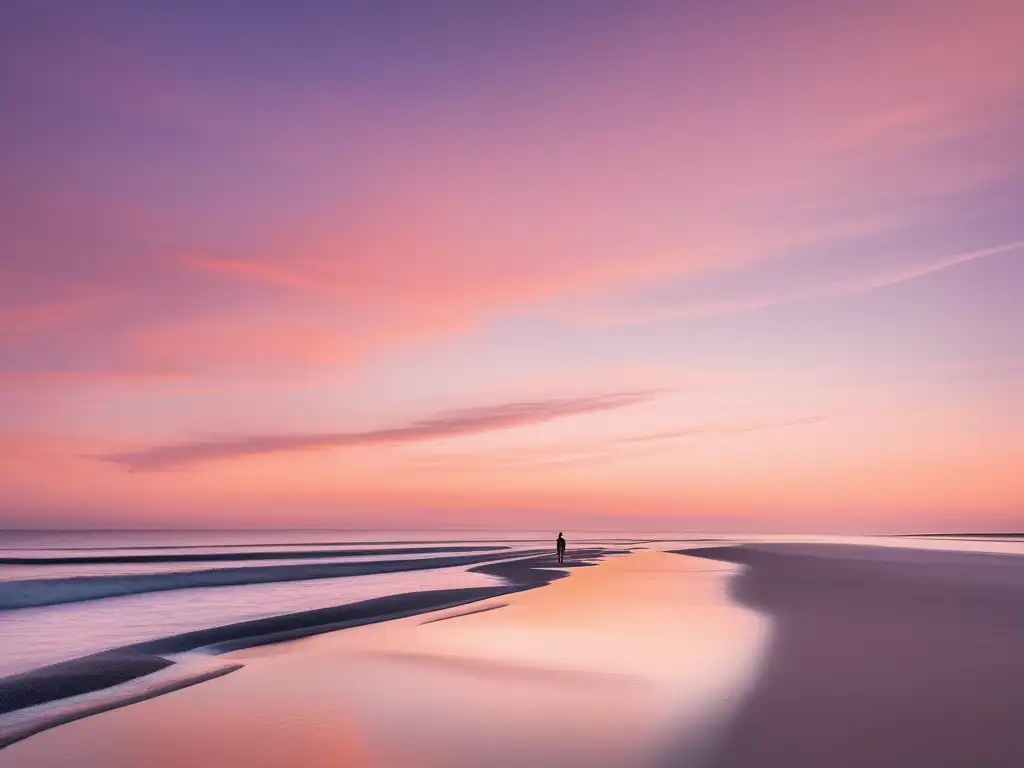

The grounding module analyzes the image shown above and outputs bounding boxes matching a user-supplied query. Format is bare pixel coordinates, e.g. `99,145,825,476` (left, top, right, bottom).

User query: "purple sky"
1,1,1022,531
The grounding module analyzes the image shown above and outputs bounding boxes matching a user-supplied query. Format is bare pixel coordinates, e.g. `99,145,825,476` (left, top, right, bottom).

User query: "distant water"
0,529,648,679
1,529,1020,683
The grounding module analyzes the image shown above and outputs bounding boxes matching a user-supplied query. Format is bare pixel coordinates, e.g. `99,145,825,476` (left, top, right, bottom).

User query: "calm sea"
1,529,1019,681
0,529,652,678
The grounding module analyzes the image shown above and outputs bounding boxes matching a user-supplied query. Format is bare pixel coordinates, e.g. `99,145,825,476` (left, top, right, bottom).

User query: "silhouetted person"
556,532,566,565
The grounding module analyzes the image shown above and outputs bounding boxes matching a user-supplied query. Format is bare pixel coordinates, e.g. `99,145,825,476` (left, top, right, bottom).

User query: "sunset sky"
1,1,1021,531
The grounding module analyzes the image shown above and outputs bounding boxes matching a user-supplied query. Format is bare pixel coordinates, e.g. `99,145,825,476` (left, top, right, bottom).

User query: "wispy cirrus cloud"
563,240,1024,327
98,390,660,471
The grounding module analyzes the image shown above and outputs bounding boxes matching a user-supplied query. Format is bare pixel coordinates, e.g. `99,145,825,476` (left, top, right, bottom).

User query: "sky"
1,0,1021,532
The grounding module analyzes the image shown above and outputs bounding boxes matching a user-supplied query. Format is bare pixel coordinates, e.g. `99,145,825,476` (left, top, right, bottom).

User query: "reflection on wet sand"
1,552,766,768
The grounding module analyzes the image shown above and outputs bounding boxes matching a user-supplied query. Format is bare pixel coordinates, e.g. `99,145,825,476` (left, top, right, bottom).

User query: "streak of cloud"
98,390,660,471
575,240,1024,326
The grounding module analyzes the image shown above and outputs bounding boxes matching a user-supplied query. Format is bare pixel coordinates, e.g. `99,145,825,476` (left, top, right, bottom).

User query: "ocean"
3,529,1021,681
0,529,654,678
1,529,1023,759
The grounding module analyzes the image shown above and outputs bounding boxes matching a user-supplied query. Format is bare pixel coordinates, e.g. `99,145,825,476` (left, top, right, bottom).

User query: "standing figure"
556,532,566,565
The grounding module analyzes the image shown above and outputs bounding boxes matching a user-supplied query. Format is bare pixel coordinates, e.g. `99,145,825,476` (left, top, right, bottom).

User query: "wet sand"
0,550,609,747
0,551,763,767
681,545,1024,767
4,543,1022,767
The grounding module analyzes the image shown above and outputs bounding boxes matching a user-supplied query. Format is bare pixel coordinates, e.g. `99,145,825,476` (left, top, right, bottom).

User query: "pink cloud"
0,370,191,395
123,320,370,376
157,225,706,377
180,218,695,314
0,296,110,346
559,240,1024,327
6,0,1021,389
98,390,660,471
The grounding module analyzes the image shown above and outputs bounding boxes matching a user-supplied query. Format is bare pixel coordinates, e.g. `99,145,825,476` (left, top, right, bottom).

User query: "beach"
685,544,1024,767
2,541,1023,766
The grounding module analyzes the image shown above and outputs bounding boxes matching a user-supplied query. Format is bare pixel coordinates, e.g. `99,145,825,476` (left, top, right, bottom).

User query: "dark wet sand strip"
0,662,242,751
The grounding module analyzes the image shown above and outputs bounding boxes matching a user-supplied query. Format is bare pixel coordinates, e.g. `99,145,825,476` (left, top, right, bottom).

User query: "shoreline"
4,550,759,767
8,542,1022,764
0,548,615,749
0,548,550,611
